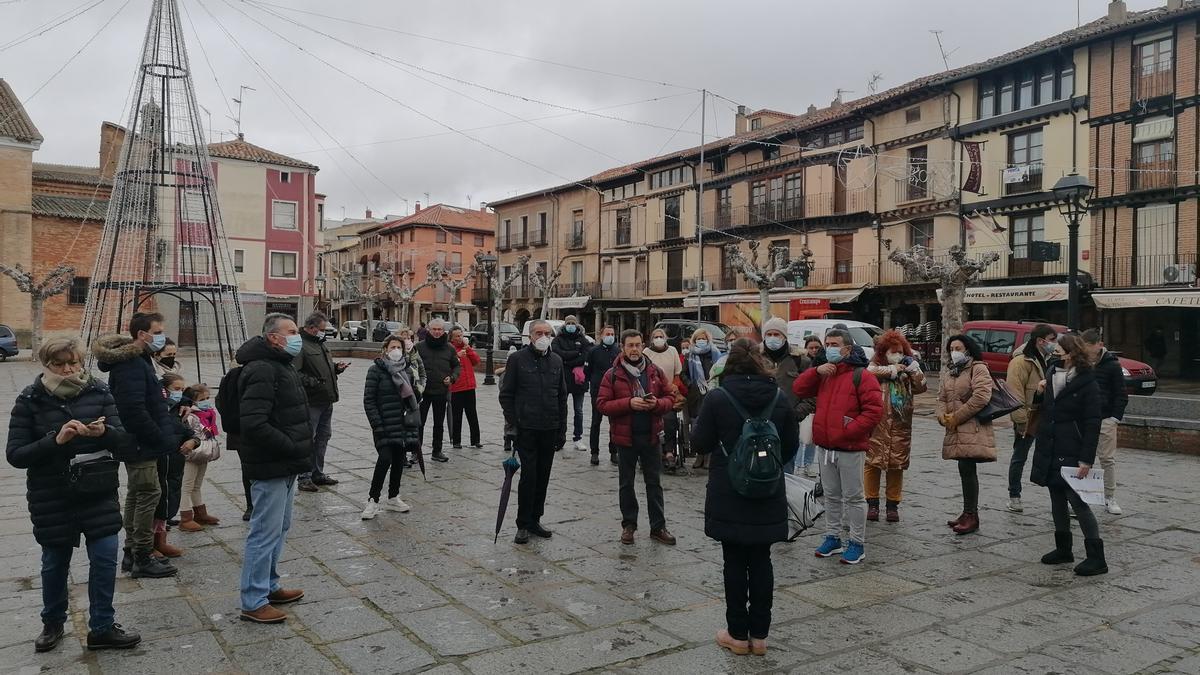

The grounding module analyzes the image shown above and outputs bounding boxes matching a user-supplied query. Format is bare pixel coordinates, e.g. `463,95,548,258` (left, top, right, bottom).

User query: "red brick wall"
1112,37,1132,114
1179,199,1198,258
31,214,103,333
1091,40,1113,118
1113,122,1132,194
1114,207,1134,287
1177,21,1197,99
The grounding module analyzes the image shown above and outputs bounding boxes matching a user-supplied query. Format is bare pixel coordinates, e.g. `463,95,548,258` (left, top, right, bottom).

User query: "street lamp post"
478,252,499,385
1052,173,1094,331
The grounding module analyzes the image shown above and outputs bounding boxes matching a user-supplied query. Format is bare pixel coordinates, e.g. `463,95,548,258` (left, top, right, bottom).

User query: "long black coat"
6,377,133,548
93,334,182,462
584,341,620,396
551,331,589,394
1094,349,1129,420
415,337,461,398
498,346,568,433
692,374,799,545
1030,366,1102,488
235,337,313,480
364,359,421,451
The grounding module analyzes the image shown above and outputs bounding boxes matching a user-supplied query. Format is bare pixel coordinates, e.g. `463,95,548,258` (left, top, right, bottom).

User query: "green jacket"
293,330,340,405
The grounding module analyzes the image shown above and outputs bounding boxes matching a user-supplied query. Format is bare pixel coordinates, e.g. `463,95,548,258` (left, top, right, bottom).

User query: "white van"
520,319,594,346
786,319,883,362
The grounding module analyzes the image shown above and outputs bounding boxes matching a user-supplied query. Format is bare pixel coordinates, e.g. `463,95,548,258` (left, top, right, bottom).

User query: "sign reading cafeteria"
1092,290,1200,309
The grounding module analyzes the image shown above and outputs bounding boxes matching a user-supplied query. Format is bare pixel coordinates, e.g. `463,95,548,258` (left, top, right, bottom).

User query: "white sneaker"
1007,497,1023,513
361,499,381,520
574,439,588,452
385,496,411,513
803,464,819,479
1106,499,1122,515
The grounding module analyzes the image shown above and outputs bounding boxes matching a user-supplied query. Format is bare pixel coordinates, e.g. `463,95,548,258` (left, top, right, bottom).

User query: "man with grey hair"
415,317,461,462
235,313,311,623
294,311,349,492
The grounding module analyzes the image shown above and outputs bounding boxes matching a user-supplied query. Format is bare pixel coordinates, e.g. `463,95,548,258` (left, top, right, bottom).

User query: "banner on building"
962,141,983,194
937,283,1068,304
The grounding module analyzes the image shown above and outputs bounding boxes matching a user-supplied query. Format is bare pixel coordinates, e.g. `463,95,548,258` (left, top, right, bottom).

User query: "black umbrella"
413,446,427,480
494,439,520,543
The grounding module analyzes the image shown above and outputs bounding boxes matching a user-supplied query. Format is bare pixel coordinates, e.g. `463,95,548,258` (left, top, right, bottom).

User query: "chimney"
1108,0,1127,22
734,105,749,134
237,132,244,141
414,202,422,213
806,104,818,115
365,208,373,219
1167,0,1183,10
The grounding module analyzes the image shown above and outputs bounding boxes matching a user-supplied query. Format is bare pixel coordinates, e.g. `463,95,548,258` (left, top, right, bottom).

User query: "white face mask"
534,336,552,352
652,337,666,348
887,352,903,365
387,348,404,362
950,350,968,365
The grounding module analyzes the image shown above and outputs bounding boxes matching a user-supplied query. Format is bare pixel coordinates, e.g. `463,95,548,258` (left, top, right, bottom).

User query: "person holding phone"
294,312,349,492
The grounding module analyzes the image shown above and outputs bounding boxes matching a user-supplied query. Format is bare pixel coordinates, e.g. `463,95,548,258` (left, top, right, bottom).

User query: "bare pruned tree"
0,263,75,354
378,263,438,328
528,262,564,319
474,252,529,351
725,240,811,326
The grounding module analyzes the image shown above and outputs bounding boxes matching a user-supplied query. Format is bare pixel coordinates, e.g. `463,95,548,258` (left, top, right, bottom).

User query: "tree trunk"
30,295,44,355
939,283,965,376
540,294,549,320
759,287,771,329
491,301,501,352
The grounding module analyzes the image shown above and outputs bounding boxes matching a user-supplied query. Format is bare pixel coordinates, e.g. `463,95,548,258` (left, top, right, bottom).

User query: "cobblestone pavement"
1,357,1199,674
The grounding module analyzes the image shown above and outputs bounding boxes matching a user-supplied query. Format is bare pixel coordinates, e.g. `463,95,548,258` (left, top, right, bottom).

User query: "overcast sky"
0,0,1169,219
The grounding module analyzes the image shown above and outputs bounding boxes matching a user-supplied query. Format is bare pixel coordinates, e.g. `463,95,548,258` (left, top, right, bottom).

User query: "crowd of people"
5,308,1127,658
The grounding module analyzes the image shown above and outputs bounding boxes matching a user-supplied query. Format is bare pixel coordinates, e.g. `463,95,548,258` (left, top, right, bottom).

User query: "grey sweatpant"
822,448,866,544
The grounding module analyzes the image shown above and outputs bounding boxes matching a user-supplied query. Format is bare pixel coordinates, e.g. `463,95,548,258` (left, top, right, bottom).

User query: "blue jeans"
240,476,297,611
42,533,118,632
785,443,817,474
302,404,333,480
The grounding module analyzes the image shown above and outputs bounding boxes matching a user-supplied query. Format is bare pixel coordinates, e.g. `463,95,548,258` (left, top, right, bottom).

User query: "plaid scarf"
621,356,648,398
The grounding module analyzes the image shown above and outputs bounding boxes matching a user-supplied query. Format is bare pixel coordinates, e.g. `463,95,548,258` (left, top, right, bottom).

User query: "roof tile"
0,79,42,144
378,203,493,235
208,135,319,171
32,194,109,221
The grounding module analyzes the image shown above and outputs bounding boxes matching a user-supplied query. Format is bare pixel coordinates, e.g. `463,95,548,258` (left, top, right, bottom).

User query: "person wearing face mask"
585,324,621,465
644,328,684,469
293,312,349,493
684,328,723,470
1080,329,1127,515
758,317,816,476
937,335,996,536
864,330,927,522
177,384,222,533
93,312,188,579
448,327,482,450
415,318,461,463
551,315,591,452
362,337,421,519
793,329,882,565
499,319,568,545
234,313,311,624
154,373,198,558
153,338,182,378
7,338,143,652
797,335,824,478
1004,324,1057,513
1030,334,1108,576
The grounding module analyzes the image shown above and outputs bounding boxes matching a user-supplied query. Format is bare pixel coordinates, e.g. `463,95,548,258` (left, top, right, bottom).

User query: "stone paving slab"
0,357,1198,673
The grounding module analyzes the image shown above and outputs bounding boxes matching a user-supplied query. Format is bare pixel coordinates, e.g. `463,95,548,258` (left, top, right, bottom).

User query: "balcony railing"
597,279,649,299
875,239,1070,285
564,230,586,250
895,176,929,203
1002,163,1043,196
1134,62,1174,100
497,234,510,251
707,189,870,232
1130,154,1176,191
529,230,548,247
550,281,601,297
511,232,528,249
1101,253,1199,288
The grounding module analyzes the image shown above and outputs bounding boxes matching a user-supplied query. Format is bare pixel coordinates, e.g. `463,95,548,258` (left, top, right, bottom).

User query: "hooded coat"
692,374,799,544
792,346,882,452
865,360,927,470
936,359,996,461
92,334,183,462
1030,365,1102,487
235,336,313,480
1006,347,1046,437
293,330,340,406
551,329,590,394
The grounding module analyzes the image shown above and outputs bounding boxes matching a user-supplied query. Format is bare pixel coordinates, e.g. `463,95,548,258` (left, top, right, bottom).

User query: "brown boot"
620,525,635,545
952,512,979,535
947,512,967,528
154,531,183,558
193,504,220,526
866,498,880,522
178,510,204,533
240,605,287,624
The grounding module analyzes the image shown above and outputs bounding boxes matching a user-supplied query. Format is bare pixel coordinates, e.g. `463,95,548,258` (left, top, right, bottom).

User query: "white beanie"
763,316,788,336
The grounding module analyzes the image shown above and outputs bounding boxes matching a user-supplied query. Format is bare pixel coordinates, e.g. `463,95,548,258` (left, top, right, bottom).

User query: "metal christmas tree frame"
81,0,246,382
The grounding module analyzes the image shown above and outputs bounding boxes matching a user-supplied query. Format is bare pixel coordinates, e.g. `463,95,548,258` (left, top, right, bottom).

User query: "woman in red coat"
449,327,482,449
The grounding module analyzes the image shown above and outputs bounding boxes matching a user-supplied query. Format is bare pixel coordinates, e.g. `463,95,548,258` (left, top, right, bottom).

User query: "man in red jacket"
793,328,883,565
598,329,677,546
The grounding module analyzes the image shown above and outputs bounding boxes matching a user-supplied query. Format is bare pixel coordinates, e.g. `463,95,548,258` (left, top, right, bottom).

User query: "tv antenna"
867,71,884,93
930,30,957,71
228,84,256,136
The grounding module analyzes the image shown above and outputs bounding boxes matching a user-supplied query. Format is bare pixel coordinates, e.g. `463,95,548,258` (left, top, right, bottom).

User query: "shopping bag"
799,414,813,447
785,473,824,541
1059,467,1106,506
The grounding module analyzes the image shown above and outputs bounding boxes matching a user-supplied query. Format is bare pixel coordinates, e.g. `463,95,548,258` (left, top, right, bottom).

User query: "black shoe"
312,475,339,486
529,523,553,539
34,623,64,653
513,529,530,544
609,452,618,465
1075,538,1109,577
590,454,600,466
298,479,319,493
86,623,141,650
451,443,463,450
432,452,449,463
1041,531,1075,565
121,548,133,573
471,444,484,449
242,508,252,522
131,554,177,579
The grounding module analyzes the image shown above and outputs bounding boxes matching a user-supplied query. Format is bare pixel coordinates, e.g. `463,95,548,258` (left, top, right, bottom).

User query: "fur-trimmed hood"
92,333,148,371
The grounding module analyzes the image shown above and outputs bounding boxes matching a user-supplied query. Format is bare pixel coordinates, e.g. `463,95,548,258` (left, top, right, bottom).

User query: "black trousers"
515,430,558,529
721,542,773,640
1009,434,1035,498
617,439,666,531
155,451,185,521
419,393,448,453
1050,482,1101,539
589,392,613,456
958,459,979,513
369,444,406,501
450,390,481,446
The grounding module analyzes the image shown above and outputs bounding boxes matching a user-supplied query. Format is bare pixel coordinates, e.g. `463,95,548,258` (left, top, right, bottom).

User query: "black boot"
34,623,64,652
131,554,178,579
1074,538,1109,576
1041,531,1074,564
86,623,141,650
121,547,133,573
590,452,599,466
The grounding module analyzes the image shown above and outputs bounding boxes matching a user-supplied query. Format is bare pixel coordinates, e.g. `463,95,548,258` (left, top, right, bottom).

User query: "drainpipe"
949,87,966,248
867,116,879,286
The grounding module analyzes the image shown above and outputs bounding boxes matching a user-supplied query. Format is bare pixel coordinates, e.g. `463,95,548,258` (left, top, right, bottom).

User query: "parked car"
469,321,521,350
520,319,596,345
321,322,339,340
654,319,735,353
0,324,18,361
963,320,1157,396
340,320,364,340
786,319,883,363
372,320,404,342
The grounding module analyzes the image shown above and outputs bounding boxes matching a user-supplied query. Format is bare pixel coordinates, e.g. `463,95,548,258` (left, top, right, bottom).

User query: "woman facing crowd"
937,334,995,536
864,330,926,522
683,327,722,470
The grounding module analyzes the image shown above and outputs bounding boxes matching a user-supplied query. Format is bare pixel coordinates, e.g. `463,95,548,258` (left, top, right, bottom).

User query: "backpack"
214,365,243,434
715,387,785,499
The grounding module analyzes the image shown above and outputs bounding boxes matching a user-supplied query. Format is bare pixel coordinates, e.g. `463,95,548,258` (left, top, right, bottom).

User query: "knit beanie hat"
763,316,788,336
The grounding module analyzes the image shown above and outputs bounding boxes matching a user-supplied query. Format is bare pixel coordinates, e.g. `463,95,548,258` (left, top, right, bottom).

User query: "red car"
963,320,1156,396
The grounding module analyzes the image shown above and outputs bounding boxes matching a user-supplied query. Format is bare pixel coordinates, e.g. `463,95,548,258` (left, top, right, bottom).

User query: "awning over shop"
937,283,1068,304
682,287,866,308
546,295,591,310
1092,289,1200,309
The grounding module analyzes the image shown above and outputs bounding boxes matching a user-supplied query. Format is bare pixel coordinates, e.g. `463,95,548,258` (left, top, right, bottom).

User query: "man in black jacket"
415,318,461,462
237,313,311,624
93,312,192,579
499,319,568,544
1081,329,1129,515
294,312,347,492
584,324,620,466
551,314,590,451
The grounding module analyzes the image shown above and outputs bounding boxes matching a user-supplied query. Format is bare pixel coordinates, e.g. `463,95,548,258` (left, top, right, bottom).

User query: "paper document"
1059,467,1106,506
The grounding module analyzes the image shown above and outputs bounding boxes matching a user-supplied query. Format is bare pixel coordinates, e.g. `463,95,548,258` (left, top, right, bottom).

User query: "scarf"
948,356,972,377
41,370,90,400
195,408,220,437
621,357,649,398
1053,366,1074,398
383,357,416,402
687,349,719,396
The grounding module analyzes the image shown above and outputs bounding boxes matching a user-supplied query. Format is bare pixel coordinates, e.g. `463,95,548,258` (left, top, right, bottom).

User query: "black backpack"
716,387,785,499
214,365,243,434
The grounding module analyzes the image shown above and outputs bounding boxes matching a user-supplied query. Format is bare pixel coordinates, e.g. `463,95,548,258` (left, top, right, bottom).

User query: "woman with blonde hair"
683,327,722,469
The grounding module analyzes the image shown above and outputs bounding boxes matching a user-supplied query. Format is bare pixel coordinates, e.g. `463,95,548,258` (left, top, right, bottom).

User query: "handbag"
68,450,120,496
975,374,1022,423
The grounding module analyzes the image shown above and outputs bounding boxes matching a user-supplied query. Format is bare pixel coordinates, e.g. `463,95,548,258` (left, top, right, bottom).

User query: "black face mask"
159,356,176,368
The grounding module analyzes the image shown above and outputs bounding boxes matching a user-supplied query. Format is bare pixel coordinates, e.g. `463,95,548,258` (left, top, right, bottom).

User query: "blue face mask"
149,333,167,352
168,390,183,403
764,336,785,352
195,400,213,410
284,334,303,356
564,324,577,334
825,346,844,364
693,340,711,354
602,335,615,346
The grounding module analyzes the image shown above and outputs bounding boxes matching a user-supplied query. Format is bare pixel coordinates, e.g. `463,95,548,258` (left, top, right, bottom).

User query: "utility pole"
695,89,707,323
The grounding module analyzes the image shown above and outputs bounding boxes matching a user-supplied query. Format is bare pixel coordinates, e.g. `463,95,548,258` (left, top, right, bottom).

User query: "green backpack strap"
853,366,863,390
717,386,781,422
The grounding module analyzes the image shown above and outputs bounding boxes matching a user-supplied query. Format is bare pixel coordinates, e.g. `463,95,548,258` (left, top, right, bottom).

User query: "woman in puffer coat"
5,339,140,653
865,329,927,523
362,336,422,519
692,339,798,658
1030,334,1107,577
936,334,995,536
